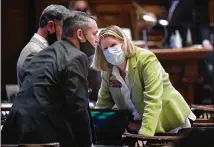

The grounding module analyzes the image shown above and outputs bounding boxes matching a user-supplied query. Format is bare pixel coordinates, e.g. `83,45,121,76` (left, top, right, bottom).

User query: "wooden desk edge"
191,104,214,111
1,143,60,147
150,47,213,60
122,132,181,141
150,47,213,53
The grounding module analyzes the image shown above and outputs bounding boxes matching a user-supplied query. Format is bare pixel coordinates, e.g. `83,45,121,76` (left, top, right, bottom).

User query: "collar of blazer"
61,38,76,48
30,36,48,49
127,52,137,80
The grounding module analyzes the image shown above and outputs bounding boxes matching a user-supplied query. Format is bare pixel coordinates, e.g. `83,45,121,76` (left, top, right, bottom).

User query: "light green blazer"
95,47,191,136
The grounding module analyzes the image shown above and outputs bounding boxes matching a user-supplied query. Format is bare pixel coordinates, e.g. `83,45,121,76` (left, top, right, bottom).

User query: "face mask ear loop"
78,29,86,43
80,28,88,42
53,22,56,35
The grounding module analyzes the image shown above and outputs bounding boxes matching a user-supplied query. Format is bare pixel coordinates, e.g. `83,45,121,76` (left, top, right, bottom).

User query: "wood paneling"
1,0,29,100
209,0,214,26
88,0,167,41
149,47,213,104
88,0,138,39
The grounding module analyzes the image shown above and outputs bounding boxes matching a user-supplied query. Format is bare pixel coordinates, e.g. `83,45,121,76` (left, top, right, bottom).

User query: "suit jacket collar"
30,35,48,49
61,38,76,48
127,54,137,78
127,46,141,80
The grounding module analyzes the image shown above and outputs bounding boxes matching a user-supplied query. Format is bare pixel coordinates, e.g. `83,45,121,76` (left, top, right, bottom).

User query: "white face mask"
103,44,125,66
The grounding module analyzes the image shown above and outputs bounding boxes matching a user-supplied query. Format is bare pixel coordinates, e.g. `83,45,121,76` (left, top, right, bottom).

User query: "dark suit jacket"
159,0,211,46
159,0,209,27
2,39,93,147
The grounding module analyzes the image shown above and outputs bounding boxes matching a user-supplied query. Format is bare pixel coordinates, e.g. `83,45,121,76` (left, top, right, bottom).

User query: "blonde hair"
91,25,136,71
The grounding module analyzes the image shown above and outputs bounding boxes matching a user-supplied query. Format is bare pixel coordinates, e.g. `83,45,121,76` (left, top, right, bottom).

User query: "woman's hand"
127,121,141,134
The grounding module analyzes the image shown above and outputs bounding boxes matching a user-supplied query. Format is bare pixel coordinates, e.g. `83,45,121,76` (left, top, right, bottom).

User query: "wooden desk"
149,47,213,104
122,132,180,146
1,103,12,111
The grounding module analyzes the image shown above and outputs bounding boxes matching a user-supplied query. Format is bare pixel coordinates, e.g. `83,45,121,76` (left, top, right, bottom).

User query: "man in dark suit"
162,0,212,48
1,11,99,147
162,0,213,104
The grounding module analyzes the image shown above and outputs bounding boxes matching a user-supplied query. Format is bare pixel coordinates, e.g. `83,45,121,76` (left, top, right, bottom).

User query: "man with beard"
17,4,70,87
1,11,99,147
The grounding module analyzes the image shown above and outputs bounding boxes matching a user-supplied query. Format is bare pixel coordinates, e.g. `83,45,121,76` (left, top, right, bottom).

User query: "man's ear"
46,21,55,34
77,29,85,42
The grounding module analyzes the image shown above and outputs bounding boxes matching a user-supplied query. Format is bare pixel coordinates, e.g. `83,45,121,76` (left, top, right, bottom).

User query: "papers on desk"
132,40,145,45
132,40,147,49
132,40,162,49
190,44,203,49
1,103,13,108
170,45,203,50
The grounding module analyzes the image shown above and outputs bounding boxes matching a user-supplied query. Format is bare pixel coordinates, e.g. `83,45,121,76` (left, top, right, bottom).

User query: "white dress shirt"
34,33,49,48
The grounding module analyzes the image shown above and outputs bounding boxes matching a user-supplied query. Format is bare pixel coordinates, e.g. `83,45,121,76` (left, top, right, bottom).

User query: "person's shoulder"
53,40,85,57
17,40,42,65
21,39,42,54
52,40,88,65
135,46,156,61
132,47,159,69
70,51,87,63
25,35,47,52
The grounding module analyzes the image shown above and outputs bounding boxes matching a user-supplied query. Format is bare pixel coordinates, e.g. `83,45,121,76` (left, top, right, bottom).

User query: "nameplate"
109,80,122,88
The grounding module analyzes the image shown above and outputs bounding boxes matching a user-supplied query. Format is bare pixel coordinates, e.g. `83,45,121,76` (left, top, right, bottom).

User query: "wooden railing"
1,103,213,147
1,143,60,147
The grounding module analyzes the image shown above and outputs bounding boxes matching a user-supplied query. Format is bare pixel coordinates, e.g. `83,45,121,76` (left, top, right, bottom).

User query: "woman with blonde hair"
92,25,196,136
